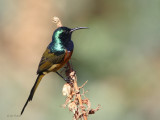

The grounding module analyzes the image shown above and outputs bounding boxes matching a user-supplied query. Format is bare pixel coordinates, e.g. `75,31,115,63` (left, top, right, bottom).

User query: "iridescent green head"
52,26,88,42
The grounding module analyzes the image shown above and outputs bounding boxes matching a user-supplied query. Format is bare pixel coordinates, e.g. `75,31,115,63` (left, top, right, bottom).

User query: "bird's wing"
37,48,65,74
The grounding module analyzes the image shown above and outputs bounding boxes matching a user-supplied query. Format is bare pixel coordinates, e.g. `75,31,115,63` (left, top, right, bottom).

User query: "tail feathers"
21,74,44,115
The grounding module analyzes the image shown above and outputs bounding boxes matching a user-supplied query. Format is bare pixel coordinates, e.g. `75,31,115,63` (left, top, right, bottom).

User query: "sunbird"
21,26,88,115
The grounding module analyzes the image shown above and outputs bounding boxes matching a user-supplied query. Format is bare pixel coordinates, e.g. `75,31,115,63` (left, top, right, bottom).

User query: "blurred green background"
1,0,160,120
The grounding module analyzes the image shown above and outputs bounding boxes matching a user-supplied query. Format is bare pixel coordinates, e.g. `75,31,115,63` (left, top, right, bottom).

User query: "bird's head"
52,26,88,42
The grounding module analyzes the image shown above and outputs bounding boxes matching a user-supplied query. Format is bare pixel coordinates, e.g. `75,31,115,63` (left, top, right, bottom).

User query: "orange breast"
53,50,73,71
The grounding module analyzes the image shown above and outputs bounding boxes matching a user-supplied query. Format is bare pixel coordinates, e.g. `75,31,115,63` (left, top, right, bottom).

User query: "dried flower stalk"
62,68,100,120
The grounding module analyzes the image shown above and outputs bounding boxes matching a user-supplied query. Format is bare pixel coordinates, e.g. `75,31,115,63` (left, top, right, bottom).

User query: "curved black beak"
70,27,88,33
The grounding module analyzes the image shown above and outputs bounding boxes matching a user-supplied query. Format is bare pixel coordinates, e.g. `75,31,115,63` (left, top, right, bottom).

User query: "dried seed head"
68,102,77,113
52,16,62,27
62,83,71,97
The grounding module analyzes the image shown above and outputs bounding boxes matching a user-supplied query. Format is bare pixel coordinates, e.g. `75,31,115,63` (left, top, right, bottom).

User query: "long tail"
21,74,44,115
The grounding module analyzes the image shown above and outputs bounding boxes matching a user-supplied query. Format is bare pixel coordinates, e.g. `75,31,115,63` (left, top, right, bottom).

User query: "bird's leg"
56,72,71,83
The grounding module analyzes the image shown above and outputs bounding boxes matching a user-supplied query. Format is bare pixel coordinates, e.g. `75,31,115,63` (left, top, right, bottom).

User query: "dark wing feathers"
37,49,65,74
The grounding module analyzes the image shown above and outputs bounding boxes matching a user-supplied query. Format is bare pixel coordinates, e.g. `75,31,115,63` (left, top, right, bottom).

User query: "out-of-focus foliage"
0,0,160,120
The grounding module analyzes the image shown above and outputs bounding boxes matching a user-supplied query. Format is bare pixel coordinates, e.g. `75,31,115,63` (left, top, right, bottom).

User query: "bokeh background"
1,0,160,120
